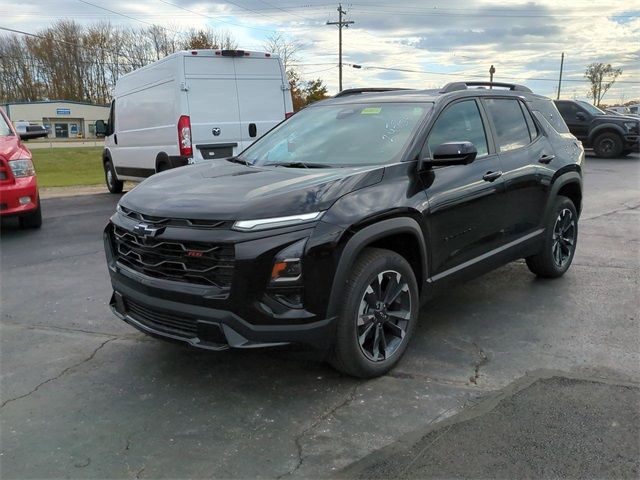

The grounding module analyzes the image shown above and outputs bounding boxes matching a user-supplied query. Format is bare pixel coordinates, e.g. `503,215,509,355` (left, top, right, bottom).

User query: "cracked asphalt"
1,153,639,479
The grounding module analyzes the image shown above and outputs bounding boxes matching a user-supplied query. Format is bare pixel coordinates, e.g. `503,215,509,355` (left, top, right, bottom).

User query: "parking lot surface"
1,153,639,478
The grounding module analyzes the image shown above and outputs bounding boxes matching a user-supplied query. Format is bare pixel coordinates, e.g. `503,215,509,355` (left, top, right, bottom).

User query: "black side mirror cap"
95,119,107,136
420,141,478,169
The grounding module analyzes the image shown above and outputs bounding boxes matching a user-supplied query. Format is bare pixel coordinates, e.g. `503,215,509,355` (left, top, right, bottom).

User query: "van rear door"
184,55,242,161
234,56,289,151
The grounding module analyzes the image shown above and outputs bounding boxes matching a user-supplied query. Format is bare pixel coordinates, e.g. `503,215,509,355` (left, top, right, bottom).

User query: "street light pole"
557,52,565,100
489,65,495,88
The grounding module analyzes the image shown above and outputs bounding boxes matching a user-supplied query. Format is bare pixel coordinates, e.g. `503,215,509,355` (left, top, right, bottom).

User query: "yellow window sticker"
361,107,382,115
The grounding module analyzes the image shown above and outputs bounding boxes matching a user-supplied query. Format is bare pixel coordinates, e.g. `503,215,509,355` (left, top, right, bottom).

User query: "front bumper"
0,177,39,216
623,134,640,151
110,283,336,350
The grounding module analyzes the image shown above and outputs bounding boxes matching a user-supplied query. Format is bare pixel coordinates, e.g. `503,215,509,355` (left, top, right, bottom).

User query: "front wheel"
330,248,419,378
19,199,42,229
526,195,578,278
593,132,623,158
104,159,123,194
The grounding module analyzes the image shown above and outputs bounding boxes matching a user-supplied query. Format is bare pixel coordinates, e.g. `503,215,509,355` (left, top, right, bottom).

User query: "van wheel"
593,132,623,158
19,200,42,229
526,195,578,278
156,161,170,173
330,248,419,378
104,160,123,193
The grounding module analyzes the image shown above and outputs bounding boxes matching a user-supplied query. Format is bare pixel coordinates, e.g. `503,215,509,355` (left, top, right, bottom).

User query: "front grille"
112,225,234,288
119,206,232,230
125,298,198,338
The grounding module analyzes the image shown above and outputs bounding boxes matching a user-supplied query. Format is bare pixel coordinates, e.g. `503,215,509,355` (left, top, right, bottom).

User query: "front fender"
326,216,428,318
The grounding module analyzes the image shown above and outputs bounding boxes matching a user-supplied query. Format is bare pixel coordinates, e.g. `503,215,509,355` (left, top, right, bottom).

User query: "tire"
330,247,419,378
593,132,623,158
104,159,123,193
526,195,578,278
156,161,170,173
19,199,42,229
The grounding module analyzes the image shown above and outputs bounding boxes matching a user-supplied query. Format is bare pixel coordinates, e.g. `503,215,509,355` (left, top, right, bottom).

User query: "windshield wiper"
226,156,251,166
264,161,332,169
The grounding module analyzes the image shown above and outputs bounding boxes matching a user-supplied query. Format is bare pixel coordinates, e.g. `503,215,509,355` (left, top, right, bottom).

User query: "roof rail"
440,81,532,93
334,87,413,98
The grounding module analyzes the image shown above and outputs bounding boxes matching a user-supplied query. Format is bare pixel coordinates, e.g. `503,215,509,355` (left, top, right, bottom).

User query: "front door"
421,98,506,278
556,101,590,142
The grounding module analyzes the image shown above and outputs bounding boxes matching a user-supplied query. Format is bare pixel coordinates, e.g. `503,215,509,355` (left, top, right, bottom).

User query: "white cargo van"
96,49,293,193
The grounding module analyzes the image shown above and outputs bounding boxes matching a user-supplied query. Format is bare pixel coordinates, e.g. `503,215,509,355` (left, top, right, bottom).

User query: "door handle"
114,133,118,145
538,154,555,164
482,171,502,182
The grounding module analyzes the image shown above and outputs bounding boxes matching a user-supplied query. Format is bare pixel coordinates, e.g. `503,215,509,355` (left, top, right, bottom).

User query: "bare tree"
181,28,238,50
584,63,623,106
263,32,300,73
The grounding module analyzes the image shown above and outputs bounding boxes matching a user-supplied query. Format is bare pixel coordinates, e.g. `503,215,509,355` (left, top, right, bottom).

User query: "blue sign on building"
56,108,71,115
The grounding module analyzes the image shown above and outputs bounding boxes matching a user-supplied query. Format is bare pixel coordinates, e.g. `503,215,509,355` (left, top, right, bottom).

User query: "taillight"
285,112,294,119
177,115,192,157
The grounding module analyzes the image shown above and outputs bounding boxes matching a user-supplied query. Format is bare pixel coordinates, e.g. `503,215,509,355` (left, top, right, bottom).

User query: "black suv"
554,99,639,158
104,81,584,378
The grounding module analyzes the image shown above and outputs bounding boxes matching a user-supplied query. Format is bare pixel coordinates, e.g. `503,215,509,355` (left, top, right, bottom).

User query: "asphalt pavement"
1,153,639,478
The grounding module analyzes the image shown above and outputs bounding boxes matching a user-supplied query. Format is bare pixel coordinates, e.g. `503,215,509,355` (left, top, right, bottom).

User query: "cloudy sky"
2,0,639,103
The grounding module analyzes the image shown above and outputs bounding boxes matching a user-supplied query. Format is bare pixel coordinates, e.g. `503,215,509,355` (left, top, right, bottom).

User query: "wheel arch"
155,152,170,172
543,172,583,223
326,217,428,319
588,124,625,145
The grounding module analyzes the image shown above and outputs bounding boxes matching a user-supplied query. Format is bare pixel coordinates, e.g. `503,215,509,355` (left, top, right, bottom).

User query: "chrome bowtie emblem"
212,127,221,136
133,223,160,237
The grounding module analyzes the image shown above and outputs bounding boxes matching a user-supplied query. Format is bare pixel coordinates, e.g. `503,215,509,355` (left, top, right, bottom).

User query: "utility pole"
489,65,495,88
557,52,565,100
327,4,354,92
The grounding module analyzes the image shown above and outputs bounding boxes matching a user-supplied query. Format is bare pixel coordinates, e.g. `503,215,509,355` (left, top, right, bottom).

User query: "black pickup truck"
554,99,639,158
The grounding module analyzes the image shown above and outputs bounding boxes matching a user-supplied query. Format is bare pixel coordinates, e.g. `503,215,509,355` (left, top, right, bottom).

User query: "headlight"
8,159,35,177
233,211,323,231
624,122,639,134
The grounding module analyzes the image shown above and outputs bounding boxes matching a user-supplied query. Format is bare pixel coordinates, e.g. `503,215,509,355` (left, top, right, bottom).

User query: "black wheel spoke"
356,269,413,363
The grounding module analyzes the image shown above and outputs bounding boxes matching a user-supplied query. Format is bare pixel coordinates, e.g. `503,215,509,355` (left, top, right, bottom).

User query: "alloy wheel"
552,208,576,267
357,270,412,362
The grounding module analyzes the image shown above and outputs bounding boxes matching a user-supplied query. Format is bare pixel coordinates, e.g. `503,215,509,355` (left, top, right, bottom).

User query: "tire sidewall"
335,250,419,377
594,132,623,158
541,196,579,276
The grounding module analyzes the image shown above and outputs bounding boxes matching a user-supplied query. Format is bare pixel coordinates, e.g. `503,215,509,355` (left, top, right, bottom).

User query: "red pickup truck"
0,107,41,228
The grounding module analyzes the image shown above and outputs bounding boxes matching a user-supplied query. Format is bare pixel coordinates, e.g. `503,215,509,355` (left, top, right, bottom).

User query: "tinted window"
520,103,538,141
485,98,531,152
427,100,488,158
531,99,570,134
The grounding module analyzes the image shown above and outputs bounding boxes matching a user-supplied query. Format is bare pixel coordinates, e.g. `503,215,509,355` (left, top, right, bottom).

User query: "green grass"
31,147,104,187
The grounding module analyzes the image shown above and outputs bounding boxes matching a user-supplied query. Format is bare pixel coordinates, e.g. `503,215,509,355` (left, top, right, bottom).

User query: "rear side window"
531,99,570,134
484,98,532,152
427,100,488,157
520,103,539,141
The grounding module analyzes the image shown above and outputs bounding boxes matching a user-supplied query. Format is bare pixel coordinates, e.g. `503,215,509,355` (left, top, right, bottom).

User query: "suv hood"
120,161,384,221
594,113,639,123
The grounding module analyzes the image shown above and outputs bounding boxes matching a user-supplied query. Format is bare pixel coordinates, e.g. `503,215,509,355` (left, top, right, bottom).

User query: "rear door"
234,56,288,151
482,97,550,242
184,55,242,161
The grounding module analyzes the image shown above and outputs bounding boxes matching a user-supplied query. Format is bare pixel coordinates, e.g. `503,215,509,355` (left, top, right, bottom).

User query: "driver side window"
427,100,489,158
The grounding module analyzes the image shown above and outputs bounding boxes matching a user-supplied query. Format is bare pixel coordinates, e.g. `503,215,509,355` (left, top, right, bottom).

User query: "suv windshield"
577,101,605,116
239,102,432,167
0,112,13,137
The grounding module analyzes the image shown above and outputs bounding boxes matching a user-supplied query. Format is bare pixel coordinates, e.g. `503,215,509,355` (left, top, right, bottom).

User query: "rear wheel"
330,248,419,378
526,195,578,278
156,160,170,173
593,132,623,158
19,199,42,229
104,159,123,193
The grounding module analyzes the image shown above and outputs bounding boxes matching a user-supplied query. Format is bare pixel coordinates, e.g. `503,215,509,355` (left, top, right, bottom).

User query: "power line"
76,0,182,34
156,0,278,33
254,0,319,22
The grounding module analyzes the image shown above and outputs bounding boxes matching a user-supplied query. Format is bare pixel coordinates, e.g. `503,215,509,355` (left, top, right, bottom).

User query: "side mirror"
95,119,107,136
420,141,478,169
576,112,587,121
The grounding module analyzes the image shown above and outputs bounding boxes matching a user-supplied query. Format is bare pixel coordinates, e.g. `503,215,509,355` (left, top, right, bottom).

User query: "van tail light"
178,115,192,157
285,112,294,119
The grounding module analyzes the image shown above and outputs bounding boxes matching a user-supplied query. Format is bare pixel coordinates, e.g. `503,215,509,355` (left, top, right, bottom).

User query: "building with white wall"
1,100,109,139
